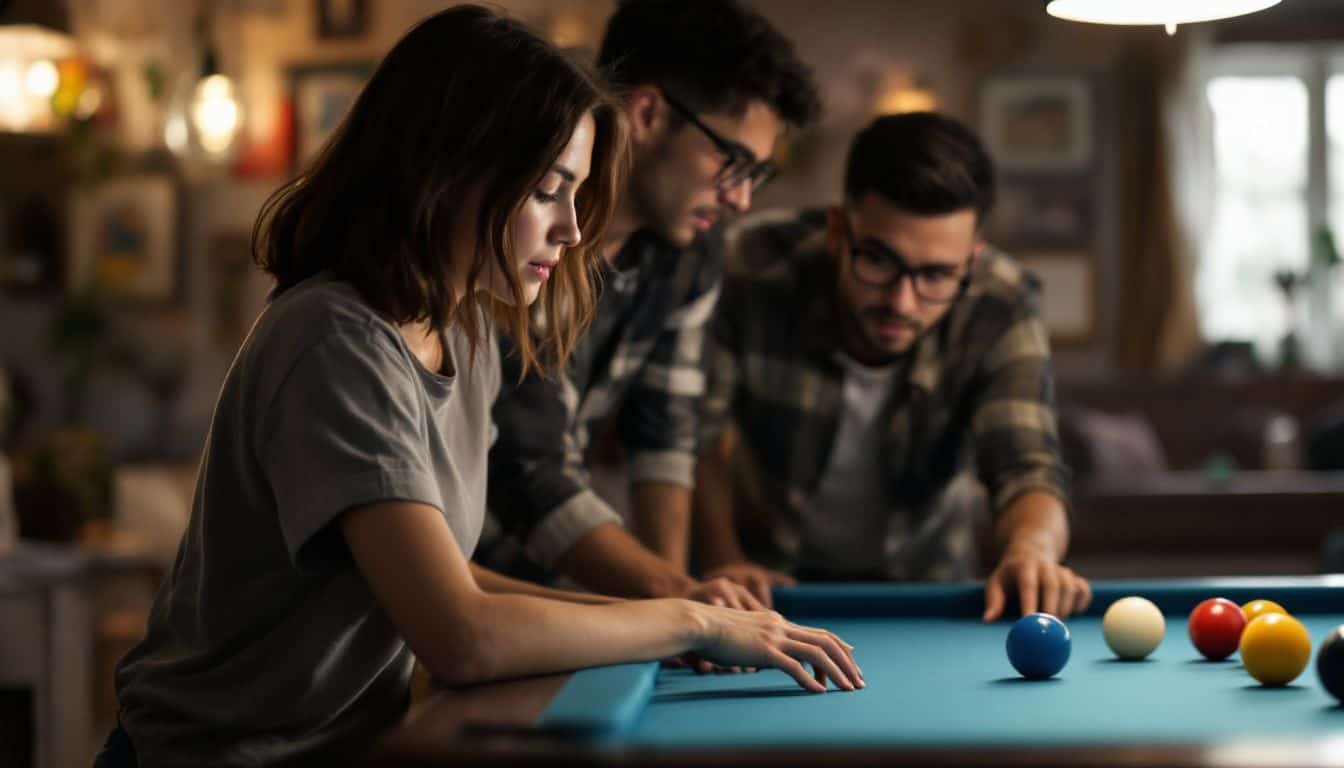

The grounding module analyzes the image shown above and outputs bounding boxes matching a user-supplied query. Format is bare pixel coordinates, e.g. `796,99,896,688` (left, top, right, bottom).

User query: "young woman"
99,6,860,766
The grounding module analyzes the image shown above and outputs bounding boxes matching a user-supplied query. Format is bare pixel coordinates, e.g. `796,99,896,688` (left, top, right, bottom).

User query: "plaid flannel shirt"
487,229,721,569
701,210,1071,580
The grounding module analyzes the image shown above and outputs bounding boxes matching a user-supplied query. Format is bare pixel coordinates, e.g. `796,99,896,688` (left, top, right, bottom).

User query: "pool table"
373,577,1344,767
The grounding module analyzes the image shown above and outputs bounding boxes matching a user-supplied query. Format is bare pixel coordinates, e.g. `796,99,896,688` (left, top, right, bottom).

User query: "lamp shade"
1045,0,1282,26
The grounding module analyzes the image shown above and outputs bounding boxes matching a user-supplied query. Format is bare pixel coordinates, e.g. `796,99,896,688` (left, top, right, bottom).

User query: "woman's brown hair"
254,5,626,374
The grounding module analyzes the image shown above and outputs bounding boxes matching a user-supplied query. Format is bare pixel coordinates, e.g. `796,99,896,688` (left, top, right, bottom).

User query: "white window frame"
1206,44,1329,244
1201,44,1343,366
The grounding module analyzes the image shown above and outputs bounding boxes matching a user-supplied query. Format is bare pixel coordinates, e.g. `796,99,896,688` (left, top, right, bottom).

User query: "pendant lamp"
1045,0,1282,35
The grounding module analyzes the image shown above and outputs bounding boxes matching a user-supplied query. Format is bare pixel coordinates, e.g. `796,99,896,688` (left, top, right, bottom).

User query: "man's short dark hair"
844,112,996,223
597,0,821,129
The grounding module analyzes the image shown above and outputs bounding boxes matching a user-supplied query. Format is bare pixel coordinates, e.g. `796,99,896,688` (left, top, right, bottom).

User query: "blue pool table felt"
540,581,1344,748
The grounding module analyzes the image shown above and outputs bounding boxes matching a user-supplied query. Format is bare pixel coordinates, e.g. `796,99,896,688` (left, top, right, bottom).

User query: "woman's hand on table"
690,604,864,693
671,577,773,674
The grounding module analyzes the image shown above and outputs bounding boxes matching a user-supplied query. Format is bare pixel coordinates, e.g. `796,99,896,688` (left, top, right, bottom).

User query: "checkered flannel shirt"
487,228,721,568
700,210,1071,580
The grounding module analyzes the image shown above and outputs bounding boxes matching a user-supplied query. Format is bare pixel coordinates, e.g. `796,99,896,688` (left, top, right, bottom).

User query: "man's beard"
838,305,923,364
862,307,924,337
627,141,703,246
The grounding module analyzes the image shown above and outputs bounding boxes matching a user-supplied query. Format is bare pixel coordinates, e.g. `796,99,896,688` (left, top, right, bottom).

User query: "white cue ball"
1102,596,1165,660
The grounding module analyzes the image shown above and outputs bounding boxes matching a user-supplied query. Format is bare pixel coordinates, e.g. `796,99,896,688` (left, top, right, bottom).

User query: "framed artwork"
988,180,1094,249
1015,251,1095,343
316,0,369,39
287,61,374,171
1,193,63,295
979,75,1094,172
67,174,179,303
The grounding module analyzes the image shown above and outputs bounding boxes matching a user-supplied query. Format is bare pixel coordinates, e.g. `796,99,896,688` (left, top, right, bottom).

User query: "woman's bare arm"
469,561,621,605
341,500,863,691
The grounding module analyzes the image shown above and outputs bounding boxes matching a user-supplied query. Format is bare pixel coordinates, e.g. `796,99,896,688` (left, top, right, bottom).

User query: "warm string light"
190,73,241,155
0,24,78,132
164,111,189,152
179,7,244,160
25,59,58,98
874,85,937,116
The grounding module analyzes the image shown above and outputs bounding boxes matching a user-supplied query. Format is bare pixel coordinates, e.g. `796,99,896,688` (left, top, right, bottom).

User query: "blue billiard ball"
1007,613,1071,679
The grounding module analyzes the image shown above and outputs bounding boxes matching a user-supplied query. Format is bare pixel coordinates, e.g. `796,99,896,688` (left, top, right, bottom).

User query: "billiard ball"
1316,626,1344,703
1241,599,1287,623
1188,598,1246,660
1007,613,1071,679
1240,612,1312,686
1102,596,1164,660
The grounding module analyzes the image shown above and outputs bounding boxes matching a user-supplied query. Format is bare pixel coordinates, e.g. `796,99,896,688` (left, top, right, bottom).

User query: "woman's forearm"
447,594,707,685
469,562,622,605
345,492,859,695
346,500,703,688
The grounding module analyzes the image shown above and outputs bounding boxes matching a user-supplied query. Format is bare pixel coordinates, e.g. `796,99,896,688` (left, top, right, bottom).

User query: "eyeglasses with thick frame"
839,214,972,304
660,91,778,192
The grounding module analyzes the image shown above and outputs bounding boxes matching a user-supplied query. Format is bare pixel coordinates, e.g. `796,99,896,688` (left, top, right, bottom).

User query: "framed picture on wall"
979,75,1094,172
315,0,368,39
1,194,63,295
287,61,375,171
988,180,1094,249
1015,251,1095,343
67,174,180,303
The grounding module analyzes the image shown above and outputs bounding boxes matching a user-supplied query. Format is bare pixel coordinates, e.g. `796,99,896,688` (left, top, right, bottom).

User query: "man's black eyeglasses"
840,215,971,303
661,91,778,192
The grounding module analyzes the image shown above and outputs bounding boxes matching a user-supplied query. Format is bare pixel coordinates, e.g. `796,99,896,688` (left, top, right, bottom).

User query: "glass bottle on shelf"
1273,268,1303,372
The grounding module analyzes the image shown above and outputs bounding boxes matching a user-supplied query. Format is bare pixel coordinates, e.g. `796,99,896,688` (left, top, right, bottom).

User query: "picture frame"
0,192,63,296
67,174,180,303
287,61,374,172
979,75,1094,172
315,0,369,40
988,180,1094,249
1015,251,1096,343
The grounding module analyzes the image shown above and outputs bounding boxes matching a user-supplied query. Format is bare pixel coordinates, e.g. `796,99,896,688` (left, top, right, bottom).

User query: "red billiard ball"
1188,598,1247,660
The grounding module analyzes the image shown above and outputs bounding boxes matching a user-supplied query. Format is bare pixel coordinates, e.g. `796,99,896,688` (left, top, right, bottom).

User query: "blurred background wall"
0,0,1170,458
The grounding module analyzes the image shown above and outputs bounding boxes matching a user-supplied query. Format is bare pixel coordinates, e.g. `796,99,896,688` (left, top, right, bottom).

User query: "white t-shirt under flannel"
798,353,900,576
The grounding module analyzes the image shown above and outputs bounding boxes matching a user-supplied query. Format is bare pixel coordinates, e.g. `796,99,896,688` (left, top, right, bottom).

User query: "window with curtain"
1199,47,1341,369
1329,71,1344,335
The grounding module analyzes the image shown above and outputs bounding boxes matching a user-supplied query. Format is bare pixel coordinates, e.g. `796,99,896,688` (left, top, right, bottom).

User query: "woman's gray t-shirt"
115,274,499,765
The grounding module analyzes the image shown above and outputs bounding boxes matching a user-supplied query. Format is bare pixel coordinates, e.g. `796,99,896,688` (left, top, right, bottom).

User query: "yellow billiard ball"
1241,599,1287,623
1240,613,1312,686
